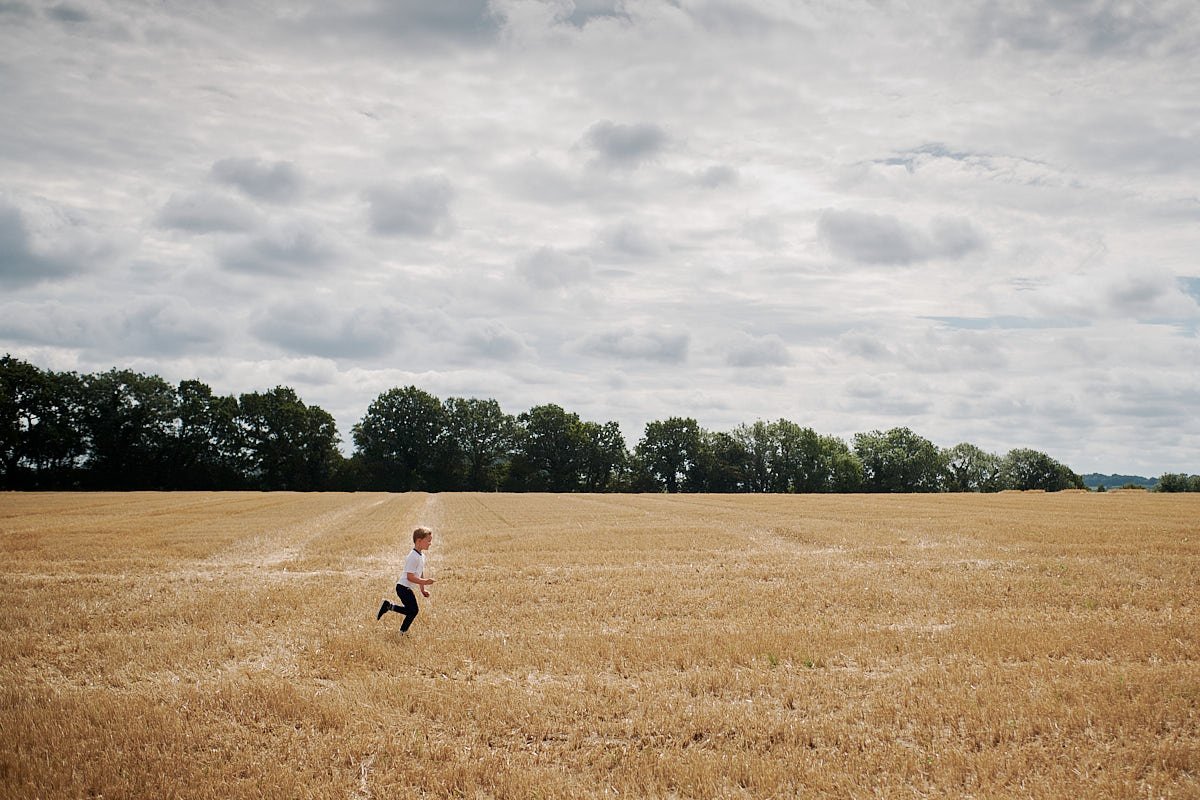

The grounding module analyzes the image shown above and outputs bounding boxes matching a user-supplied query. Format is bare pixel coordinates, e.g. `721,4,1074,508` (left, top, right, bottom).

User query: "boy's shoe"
376,599,391,620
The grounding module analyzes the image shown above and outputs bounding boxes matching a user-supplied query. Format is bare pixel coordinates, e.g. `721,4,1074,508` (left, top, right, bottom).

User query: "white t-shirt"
399,548,425,590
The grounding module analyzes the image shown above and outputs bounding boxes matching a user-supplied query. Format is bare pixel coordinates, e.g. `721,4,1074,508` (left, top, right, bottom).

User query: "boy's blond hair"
413,526,433,544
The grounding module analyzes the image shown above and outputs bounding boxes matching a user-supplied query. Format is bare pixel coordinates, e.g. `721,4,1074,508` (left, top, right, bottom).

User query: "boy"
376,526,436,633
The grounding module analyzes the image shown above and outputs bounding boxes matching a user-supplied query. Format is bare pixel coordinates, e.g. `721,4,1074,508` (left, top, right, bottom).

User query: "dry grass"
1,491,1197,799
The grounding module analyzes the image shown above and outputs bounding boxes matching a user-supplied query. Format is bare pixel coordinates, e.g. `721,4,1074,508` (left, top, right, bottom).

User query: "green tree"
693,430,750,492
853,427,946,493
580,420,628,492
81,369,179,489
1156,473,1200,492
171,379,245,489
1,356,86,488
1000,448,1082,492
767,420,828,492
0,354,25,483
239,386,340,491
729,421,860,493
943,442,1003,493
444,396,515,491
636,417,704,493
509,404,587,492
353,386,451,491
620,450,662,492
731,421,772,492
820,434,864,493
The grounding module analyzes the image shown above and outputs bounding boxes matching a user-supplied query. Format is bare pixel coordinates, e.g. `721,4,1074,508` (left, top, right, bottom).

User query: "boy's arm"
406,572,435,587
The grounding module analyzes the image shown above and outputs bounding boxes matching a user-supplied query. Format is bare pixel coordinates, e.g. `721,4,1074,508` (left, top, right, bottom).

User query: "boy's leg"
394,584,420,632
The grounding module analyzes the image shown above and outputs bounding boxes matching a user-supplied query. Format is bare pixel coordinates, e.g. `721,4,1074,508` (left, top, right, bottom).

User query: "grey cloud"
726,333,791,368
0,2,33,18
252,301,399,360
837,331,894,362
1105,272,1199,319
972,0,1182,56
366,176,454,237
1069,115,1200,174
498,159,588,205
582,120,667,169
0,202,79,287
1024,271,1198,323
579,328,689,364
697,164,739,188
1109,274,1167,309
840,326,1011,375
517,247,593,290
596,220,666,260
156,191,259,234
0,301,92,346
819,210,924,264
930,217,986,260
47,3,89,24
842,375,933,416
460,320,529,361
818,209,985,265
686,1,792,37
497,157,629,206
115,301,226,356
211,157,303,203
0,298,222,356
844,374,886,400
220,225,335,275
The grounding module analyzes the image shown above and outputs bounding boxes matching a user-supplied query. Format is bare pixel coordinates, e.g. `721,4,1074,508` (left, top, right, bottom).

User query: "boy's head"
413,526,433,550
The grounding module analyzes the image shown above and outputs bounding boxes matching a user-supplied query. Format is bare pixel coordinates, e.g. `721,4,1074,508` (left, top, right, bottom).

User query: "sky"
2,0,1198,476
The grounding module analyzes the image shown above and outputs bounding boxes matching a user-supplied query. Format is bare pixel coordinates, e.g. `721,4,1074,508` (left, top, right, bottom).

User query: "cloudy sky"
2,0,1198,476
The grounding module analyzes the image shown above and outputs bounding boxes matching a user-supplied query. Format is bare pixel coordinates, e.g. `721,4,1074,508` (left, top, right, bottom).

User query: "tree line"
0,354,1127,494
1156,473,1200,492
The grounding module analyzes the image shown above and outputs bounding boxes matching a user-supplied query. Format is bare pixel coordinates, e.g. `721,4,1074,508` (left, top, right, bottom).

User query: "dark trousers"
393,584,420,631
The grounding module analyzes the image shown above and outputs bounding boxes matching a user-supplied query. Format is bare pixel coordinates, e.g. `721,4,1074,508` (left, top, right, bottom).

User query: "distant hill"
1081,473,1158,490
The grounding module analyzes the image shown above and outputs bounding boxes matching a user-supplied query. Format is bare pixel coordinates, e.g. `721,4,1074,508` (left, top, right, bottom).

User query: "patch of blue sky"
922,316,1089,330
1179,276,1200,302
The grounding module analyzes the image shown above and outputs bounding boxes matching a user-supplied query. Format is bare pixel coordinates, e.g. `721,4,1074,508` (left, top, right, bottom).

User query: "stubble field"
1,491,1197,799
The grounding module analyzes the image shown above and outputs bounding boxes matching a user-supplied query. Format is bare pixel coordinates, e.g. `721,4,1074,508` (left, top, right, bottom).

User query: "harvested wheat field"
1,491,1197,799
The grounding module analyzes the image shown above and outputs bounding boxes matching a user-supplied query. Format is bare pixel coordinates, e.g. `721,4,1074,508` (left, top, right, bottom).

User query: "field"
1,491,1197,799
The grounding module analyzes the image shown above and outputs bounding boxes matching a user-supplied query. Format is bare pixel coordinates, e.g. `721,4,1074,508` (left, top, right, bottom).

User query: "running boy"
376,526,435,633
